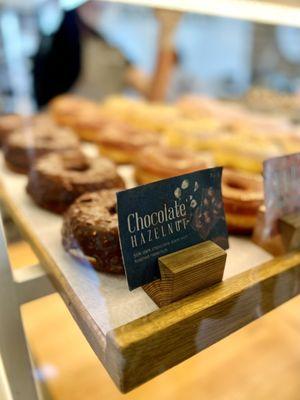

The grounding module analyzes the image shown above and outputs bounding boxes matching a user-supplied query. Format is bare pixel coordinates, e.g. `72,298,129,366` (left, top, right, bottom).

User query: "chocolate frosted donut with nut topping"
26,151,125,213
62,189,124,274
3,123,79,174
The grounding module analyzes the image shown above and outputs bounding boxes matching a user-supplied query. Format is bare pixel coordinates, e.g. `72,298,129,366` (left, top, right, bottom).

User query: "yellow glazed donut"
163,117,222,149
214,134,282,173
100,96,145,124
128,103,181,133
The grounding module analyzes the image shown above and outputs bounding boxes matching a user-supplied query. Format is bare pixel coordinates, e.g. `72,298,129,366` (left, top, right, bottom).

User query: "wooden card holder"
279,212,300,252
143,241,227,307
253,207,300,255
252,205,285,256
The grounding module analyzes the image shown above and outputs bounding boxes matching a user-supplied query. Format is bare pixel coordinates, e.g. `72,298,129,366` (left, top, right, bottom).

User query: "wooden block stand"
279,213,300,252
253,208,300,255
143,241,227,307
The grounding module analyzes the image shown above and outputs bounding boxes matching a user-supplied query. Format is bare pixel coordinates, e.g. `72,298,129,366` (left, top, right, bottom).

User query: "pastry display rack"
2,1,300,395
1,148,300,393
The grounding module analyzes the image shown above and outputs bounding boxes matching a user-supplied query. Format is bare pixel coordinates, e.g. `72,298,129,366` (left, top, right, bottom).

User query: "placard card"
263,152,300,240
117,167,229,290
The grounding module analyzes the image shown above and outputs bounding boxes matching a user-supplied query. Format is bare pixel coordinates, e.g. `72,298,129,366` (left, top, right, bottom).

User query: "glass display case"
1,1,300,398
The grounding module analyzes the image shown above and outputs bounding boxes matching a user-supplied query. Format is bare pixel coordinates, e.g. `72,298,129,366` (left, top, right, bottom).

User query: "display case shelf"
102,0,300,28
1,156,300,392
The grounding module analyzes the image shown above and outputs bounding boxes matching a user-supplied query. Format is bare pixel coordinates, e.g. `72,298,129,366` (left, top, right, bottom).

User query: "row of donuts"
0,95,266,239
47,93,280,236
0,114,127,274
1,141,263,280
0,115,123,211
3,93,294,176
49,93,300,175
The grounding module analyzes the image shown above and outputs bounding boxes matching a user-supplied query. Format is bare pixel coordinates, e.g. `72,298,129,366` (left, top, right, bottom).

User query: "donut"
128,103,180,132
134,145,213,184
101,96,144,123
213,134,282,173
49,94,95,127
222,168,263,234
176,95,244,125
62,189,124,274
176,95,221,118
102,97,180,132
278,131,300,154
70,106,110,142
3,123,79,174
0,114,23,145
243,87,300,118
162,117,229,151
97,124,162,164
26,151,125,213
228,111,290,137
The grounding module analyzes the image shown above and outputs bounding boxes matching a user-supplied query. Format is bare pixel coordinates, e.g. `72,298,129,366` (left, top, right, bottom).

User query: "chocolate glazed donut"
4,124,79,174
62,190,124,274
26,151,125,213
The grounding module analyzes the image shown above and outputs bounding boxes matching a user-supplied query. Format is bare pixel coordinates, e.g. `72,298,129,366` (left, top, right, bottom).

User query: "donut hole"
79,198,93,203
108,204,117,215
226,178,248,191
41,135,54,142
64,158,90,172
65,163,90,172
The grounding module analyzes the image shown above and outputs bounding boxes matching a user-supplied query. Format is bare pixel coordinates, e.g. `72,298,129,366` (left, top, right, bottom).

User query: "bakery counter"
1,154,300,392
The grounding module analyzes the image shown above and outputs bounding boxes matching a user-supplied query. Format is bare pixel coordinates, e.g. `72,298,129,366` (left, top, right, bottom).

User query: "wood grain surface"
143,241,226,306
107,251,300,391
279,212,300,252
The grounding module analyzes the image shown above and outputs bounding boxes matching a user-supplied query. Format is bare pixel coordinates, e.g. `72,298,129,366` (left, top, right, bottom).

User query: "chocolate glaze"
62,189,124,274
26,151,125,213
4,123,79,174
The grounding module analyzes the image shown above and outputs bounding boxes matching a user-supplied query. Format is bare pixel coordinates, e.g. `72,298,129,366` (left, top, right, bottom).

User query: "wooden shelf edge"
0,187,107,363
106,251,300,392
2,182,300,393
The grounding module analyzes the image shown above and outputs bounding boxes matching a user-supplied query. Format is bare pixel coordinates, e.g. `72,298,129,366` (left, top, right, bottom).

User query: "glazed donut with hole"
134,145,213,184
222,168,263,234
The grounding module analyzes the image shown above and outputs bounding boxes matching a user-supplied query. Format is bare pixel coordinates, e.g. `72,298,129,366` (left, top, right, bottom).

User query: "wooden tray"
1,156,300,392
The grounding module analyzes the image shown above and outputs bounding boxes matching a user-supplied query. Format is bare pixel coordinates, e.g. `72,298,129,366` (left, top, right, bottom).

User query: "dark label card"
117,167,228,290
263,152,300,239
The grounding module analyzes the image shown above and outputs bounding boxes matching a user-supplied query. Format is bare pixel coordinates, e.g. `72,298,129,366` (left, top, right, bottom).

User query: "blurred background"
2,0,300,113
